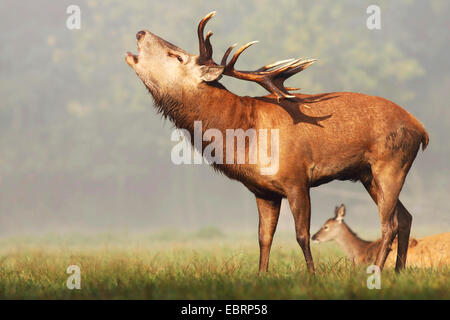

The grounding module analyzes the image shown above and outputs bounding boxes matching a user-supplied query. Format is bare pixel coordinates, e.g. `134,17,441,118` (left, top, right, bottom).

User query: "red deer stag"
125,12,429,273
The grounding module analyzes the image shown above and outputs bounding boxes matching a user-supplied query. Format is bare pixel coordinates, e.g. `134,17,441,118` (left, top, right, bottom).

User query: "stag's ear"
335,204,346,223
198,64,224,82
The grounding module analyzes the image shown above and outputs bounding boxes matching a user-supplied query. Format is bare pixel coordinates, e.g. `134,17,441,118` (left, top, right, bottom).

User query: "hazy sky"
0,0,448,237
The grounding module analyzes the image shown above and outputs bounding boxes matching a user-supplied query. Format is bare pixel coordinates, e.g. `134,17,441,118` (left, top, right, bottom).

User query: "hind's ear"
335,204,345,223
334,206,340,216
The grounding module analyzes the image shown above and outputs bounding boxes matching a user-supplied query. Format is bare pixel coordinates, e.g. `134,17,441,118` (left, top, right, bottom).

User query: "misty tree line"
0,0,448,232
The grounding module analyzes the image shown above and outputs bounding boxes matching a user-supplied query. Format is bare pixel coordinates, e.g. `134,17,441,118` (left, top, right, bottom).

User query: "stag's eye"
168,52,183,63
323,226,329,230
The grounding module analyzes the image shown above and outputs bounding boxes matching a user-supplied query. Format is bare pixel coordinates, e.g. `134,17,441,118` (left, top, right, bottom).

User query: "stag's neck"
148,81,263,182
152,82,256,135
334,223,372,263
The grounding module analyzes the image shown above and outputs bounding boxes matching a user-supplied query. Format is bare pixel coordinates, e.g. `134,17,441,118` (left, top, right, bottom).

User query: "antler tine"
267,59,316,99
287,58,316,69
262,81,297,100
276,59,317,79
198,11,216,64
256,58,296,72
205,31,214,58
221,43,237,66
225,41,259,71
260,58,303,75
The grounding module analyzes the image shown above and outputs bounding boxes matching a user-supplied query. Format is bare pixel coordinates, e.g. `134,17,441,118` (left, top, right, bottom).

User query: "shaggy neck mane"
145,81,257,138
144,81,263,182
149,88,190,128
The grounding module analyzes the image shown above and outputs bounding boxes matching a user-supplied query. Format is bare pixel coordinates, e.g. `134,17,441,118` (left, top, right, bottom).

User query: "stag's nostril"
136,31,146,41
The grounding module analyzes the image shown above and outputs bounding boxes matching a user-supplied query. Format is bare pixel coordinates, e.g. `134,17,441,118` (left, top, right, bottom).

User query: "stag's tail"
421,128,429,151
411,115,429,151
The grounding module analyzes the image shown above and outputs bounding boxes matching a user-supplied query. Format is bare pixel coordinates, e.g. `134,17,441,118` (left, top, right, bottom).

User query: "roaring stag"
126,12,429,273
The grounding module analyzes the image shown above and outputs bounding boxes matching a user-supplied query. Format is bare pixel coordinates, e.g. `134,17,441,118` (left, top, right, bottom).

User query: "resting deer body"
125,12,429,273
312,205,418,265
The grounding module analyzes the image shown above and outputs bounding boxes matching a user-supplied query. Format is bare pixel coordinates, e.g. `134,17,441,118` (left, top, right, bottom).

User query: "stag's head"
311,204,347,243
125,12,224,100
126,12,316,102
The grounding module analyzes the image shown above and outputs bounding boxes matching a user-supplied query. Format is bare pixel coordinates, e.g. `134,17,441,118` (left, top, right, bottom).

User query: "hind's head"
311,204,347,243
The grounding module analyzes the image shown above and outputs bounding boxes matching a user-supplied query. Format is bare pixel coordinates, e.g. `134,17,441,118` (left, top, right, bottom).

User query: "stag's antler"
198,12,316,101
221,42,316,101
197,11,217,65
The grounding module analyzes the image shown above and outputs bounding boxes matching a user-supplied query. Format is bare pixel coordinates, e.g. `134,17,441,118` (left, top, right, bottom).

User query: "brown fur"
126,15,429,273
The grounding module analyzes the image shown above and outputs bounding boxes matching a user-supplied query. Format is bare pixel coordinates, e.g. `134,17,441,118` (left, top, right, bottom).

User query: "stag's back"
282,92,428,148
256,92,429,185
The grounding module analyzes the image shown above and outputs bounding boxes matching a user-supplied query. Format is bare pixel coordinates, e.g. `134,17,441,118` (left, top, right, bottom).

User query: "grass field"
0,228,448,299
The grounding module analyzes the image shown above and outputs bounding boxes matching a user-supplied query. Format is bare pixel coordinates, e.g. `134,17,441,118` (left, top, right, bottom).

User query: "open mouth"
126,40,141,66
126,51,138,65
126,30,147,67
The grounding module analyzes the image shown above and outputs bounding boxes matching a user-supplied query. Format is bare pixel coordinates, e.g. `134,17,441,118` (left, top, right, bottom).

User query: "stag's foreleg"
287,187,315,274
256,195,282,273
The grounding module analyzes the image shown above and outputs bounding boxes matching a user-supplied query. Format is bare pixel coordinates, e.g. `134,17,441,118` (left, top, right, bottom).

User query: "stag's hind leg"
362,162,411,270
363,175,412,270
256,195,282,273
393,201,412,271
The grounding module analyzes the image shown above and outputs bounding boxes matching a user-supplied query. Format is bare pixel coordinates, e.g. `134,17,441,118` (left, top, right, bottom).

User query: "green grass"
0,229,448,299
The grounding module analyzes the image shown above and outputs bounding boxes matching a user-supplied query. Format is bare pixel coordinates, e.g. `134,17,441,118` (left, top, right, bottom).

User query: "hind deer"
312,204,418,265
125,12,429,273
